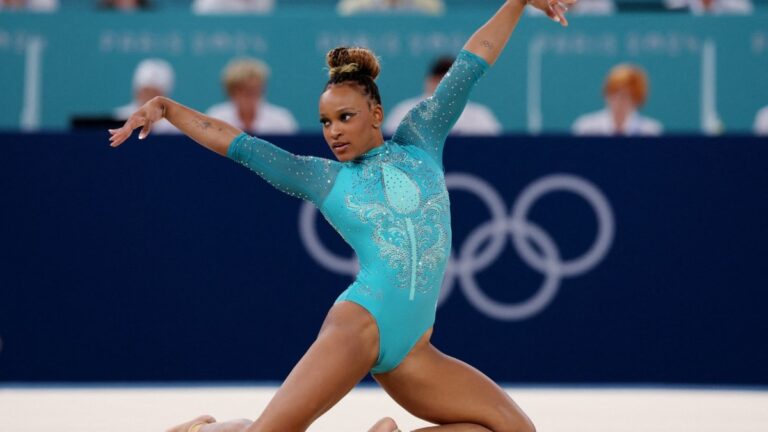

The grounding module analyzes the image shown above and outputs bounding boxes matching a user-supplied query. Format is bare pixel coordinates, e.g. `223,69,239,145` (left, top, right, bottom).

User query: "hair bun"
327,47,380,81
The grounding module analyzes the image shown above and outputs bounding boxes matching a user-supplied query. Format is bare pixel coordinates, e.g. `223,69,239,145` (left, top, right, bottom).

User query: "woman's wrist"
155,96,169,119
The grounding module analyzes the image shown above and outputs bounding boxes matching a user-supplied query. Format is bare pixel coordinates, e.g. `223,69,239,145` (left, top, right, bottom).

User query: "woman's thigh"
248,301,380,432
373,336,534,432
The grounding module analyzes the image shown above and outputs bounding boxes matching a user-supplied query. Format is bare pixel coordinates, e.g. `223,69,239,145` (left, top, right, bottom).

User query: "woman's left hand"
526,0,578,27
108,96,166,147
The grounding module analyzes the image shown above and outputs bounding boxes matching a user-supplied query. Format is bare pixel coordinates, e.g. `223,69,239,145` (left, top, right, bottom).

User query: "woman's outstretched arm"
108,96,240,155
464,0,574,66
108,96,341,205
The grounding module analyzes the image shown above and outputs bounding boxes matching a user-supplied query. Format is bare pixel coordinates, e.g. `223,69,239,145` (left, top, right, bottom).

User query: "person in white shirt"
664,0,753,15
192,0,273,14
568,0,614,14
114,59,180,134
384,56,502,136
754,106,768,136
337,0,444,16
205,58,298,135
572,63,663,136
0,0,57,12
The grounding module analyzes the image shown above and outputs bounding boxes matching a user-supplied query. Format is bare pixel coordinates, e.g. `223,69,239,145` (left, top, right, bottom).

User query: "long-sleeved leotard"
228,50,489,373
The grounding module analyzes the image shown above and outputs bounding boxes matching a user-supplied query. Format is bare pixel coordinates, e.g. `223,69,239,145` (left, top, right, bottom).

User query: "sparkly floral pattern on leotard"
344,147,450,300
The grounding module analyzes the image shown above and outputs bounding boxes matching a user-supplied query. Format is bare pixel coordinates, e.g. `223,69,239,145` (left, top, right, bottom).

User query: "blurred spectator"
572,63,663,136
754,106,768,136
114,59,180,134
664,0,753,14
568,0,615,14
192,0,273,14
206,58,298,135
0,0,58,12
384,56,502,136
98,0,151,10
337,0,444,16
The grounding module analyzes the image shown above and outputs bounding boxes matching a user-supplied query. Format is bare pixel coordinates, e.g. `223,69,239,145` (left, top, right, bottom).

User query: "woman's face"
319,84,384,162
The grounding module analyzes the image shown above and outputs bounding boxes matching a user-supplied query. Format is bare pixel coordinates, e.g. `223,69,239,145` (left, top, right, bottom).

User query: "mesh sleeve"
227,133,341,205
391,49,490,166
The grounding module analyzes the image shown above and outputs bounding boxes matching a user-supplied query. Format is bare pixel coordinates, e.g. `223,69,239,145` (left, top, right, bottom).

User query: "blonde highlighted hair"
222,58,271,94
326,47,381,81
324,46,382,105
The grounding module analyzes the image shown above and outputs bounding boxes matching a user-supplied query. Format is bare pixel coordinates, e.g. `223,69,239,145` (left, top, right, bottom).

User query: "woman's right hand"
108,96,167,147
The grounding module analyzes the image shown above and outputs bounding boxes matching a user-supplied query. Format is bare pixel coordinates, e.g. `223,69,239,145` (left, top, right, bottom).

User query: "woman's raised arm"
108,96,241,156
391,0,575,164
464,0,574,66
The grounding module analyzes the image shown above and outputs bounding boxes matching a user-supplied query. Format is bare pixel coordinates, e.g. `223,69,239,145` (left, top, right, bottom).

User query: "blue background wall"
1,133,766,384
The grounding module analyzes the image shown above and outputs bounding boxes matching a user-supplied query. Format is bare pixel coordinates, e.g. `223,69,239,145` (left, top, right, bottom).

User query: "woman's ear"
372,104,384,129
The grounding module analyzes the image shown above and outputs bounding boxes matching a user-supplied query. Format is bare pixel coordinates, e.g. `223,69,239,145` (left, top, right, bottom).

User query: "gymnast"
109,1,575,430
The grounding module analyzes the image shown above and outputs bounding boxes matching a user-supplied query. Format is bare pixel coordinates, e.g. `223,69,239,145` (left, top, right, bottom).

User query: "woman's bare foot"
368,417,400,432
166,414,216,432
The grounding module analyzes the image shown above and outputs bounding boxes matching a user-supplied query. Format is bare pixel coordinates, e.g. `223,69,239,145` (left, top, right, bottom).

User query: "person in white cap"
114,59,180,134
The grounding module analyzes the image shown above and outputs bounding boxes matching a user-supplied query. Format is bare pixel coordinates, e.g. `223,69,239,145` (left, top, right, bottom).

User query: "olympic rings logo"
298,173,615,321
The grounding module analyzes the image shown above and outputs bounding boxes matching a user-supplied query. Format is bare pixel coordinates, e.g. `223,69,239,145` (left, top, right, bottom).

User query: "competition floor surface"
2,385,767,431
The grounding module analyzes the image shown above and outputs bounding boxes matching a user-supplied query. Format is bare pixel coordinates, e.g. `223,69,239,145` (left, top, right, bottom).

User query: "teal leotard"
227,50,489,374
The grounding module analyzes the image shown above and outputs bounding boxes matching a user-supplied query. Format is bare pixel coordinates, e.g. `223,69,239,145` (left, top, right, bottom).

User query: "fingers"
548,0,569,27
108,125,131,148
108,115,150,147
138,121,152,140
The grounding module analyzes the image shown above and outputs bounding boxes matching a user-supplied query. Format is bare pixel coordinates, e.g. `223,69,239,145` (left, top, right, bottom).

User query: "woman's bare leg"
373,329,535,432
245,301,379,432
169,301,380,432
